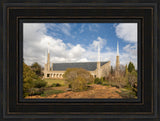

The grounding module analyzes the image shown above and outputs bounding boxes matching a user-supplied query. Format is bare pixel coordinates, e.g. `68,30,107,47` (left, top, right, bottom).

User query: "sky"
23,23,137,69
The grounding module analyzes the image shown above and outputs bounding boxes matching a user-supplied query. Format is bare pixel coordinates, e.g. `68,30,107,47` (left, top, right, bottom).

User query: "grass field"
44,79,66,86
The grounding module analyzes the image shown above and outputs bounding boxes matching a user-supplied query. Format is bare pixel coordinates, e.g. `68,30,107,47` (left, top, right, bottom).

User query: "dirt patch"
26,84,122,99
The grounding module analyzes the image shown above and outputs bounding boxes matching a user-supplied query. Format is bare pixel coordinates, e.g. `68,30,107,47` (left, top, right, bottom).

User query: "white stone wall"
100,61,111,77
43,62,111,79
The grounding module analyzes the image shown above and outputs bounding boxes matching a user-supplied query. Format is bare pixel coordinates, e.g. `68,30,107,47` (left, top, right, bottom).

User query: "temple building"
42,41,121,79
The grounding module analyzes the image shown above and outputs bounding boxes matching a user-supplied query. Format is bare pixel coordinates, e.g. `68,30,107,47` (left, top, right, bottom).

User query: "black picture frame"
0,0,159,121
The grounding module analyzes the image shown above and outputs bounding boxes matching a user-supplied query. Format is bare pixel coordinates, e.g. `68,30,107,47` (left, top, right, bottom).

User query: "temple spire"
48,42,50,54
47,42,50,71
116,40,120,72
97,42,101,78
117,40,119,56
98,42,100,62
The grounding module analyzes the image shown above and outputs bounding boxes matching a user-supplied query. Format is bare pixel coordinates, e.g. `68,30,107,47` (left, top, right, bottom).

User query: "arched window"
47,74,50,77
60,74,62,78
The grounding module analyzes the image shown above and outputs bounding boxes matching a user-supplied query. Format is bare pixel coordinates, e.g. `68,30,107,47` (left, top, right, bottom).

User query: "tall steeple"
117,40,119,56
97,42,101,78
116,40,120,70
47,42,50,71
98,42,100,62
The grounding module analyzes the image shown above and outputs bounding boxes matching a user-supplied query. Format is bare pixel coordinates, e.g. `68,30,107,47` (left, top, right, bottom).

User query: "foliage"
71,76,87,92
41,89,64,97
51,83,61,87
128,71,137,87
44,79,65,86
34,80,47,88
128,62,135,73
23,62,47,97
63,68,94,91
31,62,42,76
128,71,137,95
110,66,114,75
106,75,128,88
118,88,137,99
125,64,128,76
27,88,45,96
94,77,104,84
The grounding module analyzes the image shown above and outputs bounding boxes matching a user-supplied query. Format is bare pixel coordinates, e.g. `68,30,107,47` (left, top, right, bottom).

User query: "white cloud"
23,23,137,69
123,44,137,57
89,37,107,50
115,23,137,43
23,23,86,66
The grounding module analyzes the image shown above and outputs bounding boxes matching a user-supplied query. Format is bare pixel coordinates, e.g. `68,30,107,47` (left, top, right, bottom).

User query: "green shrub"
119,88,137,99
128,71,137,87
63,68,94,84
23,62,47,97
51,83,61,87
128,62,135,73
94,77,103,84
68,83,72,88
41,89,64,97
71,76,87,92
29,88,45,96
34,79,47,88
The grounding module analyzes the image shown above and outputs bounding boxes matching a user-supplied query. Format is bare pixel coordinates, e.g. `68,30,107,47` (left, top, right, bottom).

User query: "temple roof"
52,61,109,71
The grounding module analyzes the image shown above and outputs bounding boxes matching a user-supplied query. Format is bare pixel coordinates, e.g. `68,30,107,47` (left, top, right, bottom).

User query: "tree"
31,62,42,76
63,68,94,91
128,62,135,73
64,68,94,84
111,66,114,75
71,76,87,92
125,64,128,76
23,62,46,97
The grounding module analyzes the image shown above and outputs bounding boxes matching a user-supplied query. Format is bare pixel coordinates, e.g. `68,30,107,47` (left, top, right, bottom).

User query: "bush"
28,88,45,96
94,77,103,84
71,76,87,92
23,62,47,97
63,68,94,84
63,68,94,91
31,62,42,76
51,83,61,87
128,71,137,87
34,79,47,88
119,88,137,99
41,89,64,97
106,75,128,88
128,71,137,95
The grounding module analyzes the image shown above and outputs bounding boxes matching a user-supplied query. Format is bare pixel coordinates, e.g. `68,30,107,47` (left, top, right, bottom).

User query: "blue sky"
46,23,123,53
23,23,137,69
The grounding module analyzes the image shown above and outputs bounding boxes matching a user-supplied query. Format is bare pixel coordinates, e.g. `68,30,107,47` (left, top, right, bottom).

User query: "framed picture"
0,0,159,121
22,22,138,99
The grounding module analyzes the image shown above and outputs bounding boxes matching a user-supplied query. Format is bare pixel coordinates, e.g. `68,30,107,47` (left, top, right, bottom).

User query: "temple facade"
43,41,120,79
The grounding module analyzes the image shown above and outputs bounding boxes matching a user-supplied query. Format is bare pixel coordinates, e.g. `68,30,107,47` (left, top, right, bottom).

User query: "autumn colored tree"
31,62,42,76
23,62,46,97
71,76,87,92
63,68,94,91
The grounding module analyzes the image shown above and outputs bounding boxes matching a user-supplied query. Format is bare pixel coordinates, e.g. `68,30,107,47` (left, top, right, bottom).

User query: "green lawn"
41,89,65,97
44,79,66,86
